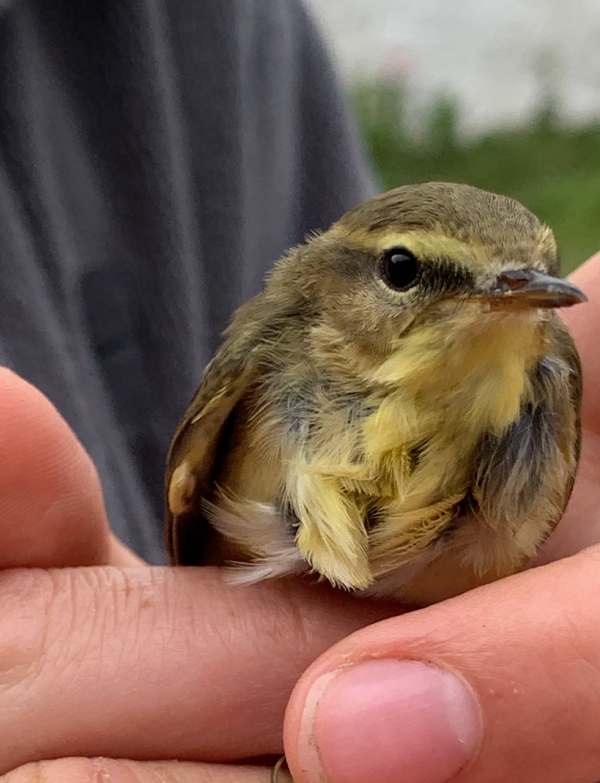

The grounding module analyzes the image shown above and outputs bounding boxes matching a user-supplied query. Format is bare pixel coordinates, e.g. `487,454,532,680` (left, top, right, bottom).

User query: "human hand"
281,252,600,783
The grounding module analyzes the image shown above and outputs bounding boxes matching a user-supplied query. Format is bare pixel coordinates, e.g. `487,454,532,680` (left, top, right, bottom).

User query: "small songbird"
165,182,585,606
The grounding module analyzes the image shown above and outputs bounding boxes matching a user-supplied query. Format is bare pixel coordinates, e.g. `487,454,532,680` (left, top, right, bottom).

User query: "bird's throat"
374,309,546,438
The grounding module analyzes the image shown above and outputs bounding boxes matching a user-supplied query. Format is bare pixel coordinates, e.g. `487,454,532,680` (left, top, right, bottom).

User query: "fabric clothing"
0,0,374,561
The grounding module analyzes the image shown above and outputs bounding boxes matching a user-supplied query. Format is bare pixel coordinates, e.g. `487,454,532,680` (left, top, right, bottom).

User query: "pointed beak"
484,269,587,309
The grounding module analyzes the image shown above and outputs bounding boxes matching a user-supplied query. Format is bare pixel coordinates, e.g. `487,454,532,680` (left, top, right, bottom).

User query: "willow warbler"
165,182,585,606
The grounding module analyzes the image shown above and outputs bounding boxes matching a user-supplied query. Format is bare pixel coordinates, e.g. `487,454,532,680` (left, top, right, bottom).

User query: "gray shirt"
0,0,374,562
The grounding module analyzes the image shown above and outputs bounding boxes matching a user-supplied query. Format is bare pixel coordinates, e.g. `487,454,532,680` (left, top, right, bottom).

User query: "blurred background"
307,0,600,271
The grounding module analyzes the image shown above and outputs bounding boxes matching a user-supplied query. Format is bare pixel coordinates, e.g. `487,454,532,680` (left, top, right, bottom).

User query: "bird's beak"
483,269,587,309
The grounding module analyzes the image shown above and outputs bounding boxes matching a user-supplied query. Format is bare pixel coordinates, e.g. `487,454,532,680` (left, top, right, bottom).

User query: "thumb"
283,546,600,783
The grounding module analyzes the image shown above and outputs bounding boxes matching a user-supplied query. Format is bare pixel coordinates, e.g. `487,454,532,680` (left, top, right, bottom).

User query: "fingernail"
302,659,482,783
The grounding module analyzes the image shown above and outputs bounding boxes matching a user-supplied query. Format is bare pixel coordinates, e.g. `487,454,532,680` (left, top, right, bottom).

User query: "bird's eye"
380,247,421,291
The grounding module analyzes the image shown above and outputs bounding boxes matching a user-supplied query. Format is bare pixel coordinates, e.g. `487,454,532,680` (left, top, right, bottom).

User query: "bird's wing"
164,296,270,564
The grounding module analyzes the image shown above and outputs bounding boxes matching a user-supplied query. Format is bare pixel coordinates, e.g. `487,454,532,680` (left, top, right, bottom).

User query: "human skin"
0,254,598,782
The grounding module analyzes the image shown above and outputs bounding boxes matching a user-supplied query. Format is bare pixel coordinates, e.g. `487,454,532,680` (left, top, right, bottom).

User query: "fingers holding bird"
0,241,593,781
0,194,595,782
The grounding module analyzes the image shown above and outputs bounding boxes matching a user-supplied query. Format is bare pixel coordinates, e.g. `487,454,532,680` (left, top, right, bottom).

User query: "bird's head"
271,182,586,383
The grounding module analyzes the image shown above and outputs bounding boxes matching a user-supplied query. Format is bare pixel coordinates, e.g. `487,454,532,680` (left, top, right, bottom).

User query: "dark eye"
380,247,421,291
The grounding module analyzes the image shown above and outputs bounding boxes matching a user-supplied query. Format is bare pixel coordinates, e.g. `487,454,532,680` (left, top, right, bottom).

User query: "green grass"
352,81,600,272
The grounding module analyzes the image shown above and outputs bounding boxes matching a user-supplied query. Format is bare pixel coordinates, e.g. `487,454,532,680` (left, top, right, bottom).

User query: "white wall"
306,0,600,132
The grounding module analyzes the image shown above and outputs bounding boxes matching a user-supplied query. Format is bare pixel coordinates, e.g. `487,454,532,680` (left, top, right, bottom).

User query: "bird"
165,181,585,606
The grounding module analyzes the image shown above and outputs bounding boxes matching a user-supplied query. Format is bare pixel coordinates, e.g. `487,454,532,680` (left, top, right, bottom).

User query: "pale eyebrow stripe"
330,226,486,268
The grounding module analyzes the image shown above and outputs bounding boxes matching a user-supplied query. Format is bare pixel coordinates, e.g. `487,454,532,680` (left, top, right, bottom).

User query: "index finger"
0,565,396,774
